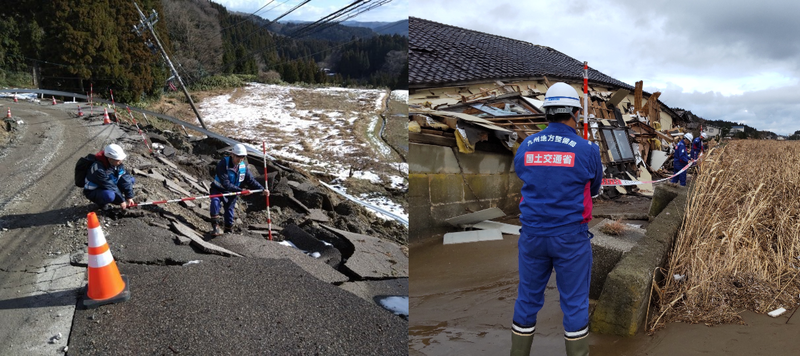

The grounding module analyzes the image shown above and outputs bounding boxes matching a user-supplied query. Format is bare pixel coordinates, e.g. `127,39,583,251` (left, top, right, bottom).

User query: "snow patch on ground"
390,90,408,103
197,83,406,226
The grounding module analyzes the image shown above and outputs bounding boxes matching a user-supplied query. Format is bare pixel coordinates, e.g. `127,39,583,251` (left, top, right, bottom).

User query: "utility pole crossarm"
132,1,208,130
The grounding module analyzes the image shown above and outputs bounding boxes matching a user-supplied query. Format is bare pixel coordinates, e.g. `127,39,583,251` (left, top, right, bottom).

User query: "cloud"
409,0,800,134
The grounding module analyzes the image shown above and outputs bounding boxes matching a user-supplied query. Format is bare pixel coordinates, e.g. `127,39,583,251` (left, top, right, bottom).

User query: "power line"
270,0,312,24
220,0,277,32
219,0,397,74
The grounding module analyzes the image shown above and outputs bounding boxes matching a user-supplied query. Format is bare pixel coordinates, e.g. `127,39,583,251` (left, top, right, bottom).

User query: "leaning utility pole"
132,1,208,130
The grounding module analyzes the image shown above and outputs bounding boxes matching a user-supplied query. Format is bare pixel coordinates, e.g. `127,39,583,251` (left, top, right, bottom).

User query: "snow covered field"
197,83,407,224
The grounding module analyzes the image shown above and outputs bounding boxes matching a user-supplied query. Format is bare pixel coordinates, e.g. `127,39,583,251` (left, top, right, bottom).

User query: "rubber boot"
510,332,533,356
224,225,233,234
210,216,223,236
565,336,589,356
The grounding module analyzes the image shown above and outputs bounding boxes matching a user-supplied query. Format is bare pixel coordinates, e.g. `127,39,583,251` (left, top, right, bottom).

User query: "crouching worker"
83,144,136,210
209,143,269,236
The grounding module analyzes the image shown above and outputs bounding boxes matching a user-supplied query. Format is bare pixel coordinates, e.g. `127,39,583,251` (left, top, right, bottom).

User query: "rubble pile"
410,80,710,198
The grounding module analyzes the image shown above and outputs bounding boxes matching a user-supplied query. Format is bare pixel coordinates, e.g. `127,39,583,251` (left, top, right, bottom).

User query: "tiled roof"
409,17,633,90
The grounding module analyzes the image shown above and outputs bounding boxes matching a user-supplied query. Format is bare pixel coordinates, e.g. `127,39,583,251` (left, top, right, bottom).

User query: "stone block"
429,174,463,205
591,187,687,336
589,219,646,300
649,184,681,218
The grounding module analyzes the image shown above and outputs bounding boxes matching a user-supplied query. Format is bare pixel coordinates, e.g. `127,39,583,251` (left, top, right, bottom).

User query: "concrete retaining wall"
409,143,521,244
590,184,687,336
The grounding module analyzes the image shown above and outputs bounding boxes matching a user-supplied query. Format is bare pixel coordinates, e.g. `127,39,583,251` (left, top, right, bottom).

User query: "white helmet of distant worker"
542,82,582,117
701,132,708,139
232,143,247,156
684,133,694,142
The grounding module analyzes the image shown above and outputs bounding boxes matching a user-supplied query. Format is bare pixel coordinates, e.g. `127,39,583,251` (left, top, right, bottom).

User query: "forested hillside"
0,0,407,102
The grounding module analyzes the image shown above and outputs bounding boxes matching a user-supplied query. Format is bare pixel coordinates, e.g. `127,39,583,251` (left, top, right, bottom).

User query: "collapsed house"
408,17,695,242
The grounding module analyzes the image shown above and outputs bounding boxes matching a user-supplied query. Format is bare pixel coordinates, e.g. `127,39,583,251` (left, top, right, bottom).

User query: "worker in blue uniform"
83,143,136,210
209,143,268,236
690,132,705,160
671,133,691,186
511,82,603,356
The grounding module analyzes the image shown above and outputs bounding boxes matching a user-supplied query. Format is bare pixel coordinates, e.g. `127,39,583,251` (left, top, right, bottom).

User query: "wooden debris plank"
634,81,643,113
409,132,457,147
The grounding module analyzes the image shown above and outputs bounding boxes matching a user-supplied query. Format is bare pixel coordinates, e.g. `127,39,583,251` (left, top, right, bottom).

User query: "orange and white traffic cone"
13,93,17,103
6,108,11,118
83,212,130,308
102,108,111,125
77,105,83,117
52,96,57,105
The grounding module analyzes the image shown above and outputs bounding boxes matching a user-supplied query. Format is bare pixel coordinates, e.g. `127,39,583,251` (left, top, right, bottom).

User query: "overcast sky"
212,0,407,23
409,0,800,135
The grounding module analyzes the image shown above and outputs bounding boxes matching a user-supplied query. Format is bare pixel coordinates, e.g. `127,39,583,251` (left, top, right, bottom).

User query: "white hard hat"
542,83,582,114
232,144,247,156
104,144,127,160
684,133,694,141
701,132,708,139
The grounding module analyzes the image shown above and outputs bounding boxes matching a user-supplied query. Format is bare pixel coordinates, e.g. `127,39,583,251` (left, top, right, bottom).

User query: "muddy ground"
409,194,800,355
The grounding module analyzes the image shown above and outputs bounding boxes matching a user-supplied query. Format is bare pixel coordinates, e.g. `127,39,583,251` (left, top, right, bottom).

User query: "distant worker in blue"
511,82,603,356
209,143,269,236
83,144,136,210
671,133,691,186
691,132,706,160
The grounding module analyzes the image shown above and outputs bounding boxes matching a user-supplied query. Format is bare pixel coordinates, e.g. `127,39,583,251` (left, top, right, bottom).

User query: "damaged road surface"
0,100,408,355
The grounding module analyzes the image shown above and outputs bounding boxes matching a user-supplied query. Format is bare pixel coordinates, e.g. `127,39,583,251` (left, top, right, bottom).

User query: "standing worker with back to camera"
209,143,269,236
671,133,691,186
691,132,706,160
511,82,603,356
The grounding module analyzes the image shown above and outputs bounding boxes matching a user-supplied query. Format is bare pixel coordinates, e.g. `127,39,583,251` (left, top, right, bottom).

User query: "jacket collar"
543,122,578,135
95,151,111,169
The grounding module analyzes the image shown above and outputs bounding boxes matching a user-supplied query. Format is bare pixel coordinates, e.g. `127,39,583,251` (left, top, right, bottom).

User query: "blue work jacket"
691,137,703,159
212,156,263,192
514,122,603,236
84,151,135,199
674,140,689,166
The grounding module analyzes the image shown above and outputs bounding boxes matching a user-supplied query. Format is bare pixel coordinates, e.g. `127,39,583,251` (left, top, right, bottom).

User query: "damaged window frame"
600,127,636,162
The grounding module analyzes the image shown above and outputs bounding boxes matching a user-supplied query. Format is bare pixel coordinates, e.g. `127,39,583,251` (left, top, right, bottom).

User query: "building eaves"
409,17,633,91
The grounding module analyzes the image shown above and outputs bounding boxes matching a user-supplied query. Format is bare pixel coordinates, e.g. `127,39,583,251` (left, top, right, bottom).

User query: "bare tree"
161,0,223,80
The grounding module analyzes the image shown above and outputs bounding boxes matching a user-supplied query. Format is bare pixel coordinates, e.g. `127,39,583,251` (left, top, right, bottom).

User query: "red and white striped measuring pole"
126,106,153,154
130,189,265,208
89,84,93,116
109,89,120,124
262,141,273,241
583,61,589,140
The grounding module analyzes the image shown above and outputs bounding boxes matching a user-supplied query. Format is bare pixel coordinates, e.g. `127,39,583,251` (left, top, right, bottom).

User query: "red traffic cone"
52,96,57,105
102,108,111,124
77,105,83,117
6,108,11,118
83,212,130,308
13,93,18,103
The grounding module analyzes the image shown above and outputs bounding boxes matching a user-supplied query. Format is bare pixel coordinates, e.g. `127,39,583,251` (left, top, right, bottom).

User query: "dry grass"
599,219,627,236
650,141,800,331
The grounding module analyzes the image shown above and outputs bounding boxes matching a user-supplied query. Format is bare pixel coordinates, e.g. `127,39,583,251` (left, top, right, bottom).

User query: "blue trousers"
209,187,238,226
83,177,134,207
84,189,123,207
513,229,592,338
671,162,687,186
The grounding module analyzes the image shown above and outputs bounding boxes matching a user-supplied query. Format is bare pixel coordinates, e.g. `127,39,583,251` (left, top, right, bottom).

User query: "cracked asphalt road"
0,100,117,354
0,100,409,355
